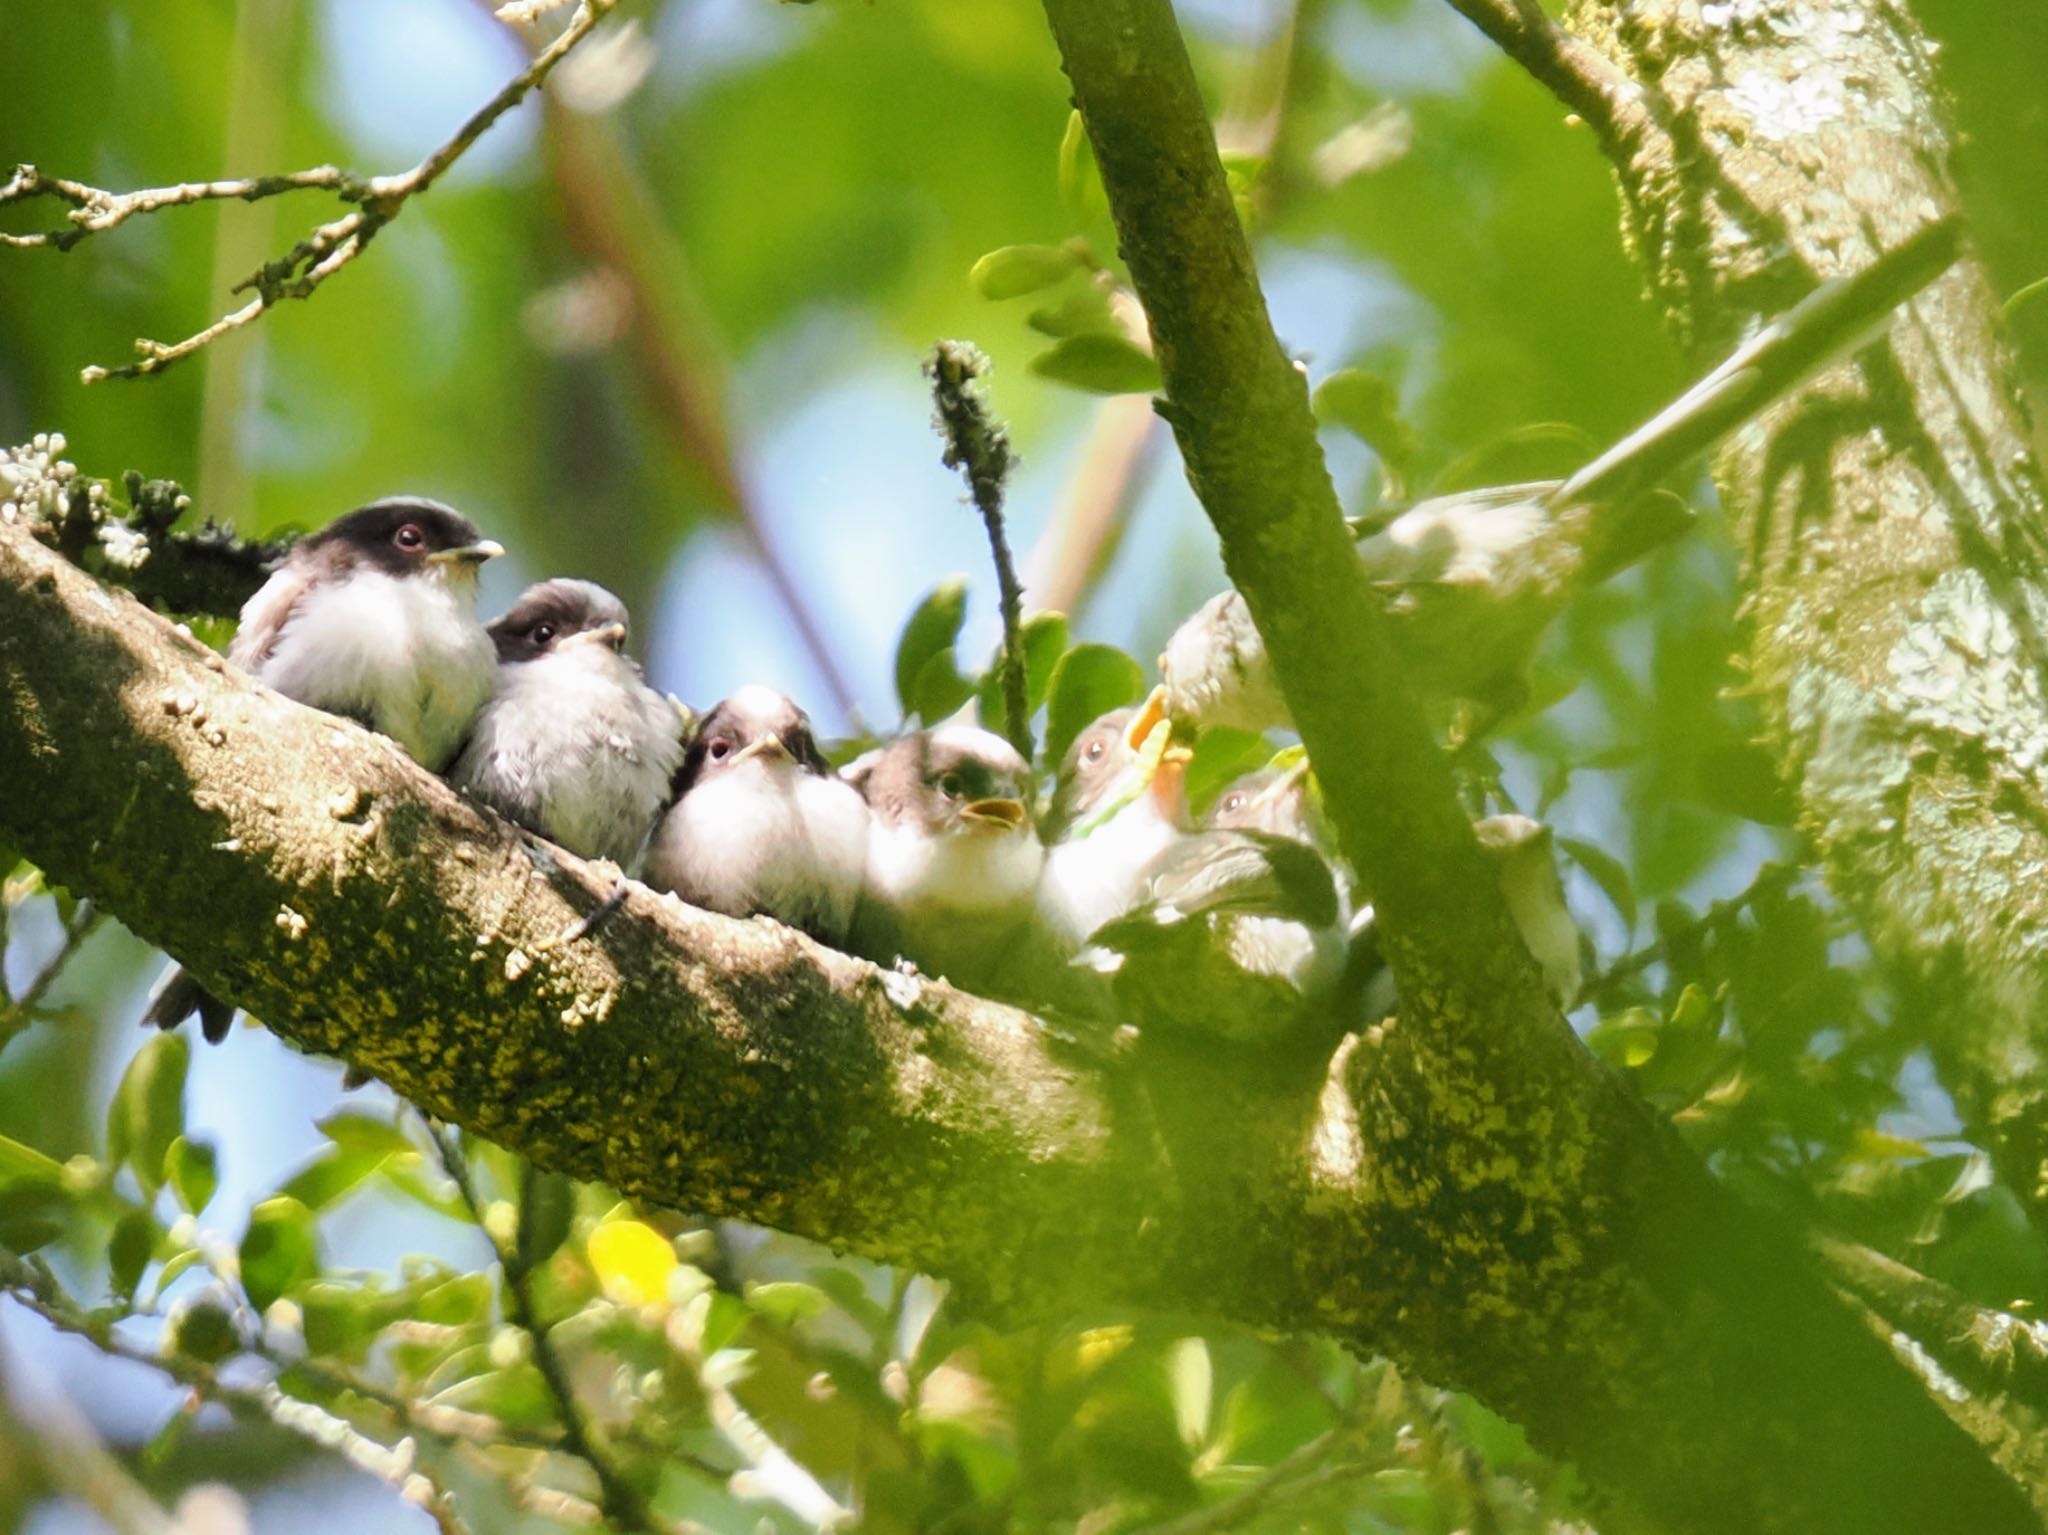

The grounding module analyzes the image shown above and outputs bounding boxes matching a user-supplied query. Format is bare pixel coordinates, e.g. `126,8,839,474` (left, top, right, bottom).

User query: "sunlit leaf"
971,243,1081,301
587,1218,679,1308
0,1131,66,1188
1167,1337,1211,1448
745,1279,830,1326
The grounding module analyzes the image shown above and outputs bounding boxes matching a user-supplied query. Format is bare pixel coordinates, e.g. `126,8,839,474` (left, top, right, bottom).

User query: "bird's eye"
709,738,732,761
531,622,556,646
1222,793,1245,814
394,524,426,550
1083,739,1107,764
939,772,964,797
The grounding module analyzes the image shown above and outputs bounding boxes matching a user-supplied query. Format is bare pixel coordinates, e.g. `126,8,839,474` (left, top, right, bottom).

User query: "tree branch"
0,0,620,382
1037,0,2033,1530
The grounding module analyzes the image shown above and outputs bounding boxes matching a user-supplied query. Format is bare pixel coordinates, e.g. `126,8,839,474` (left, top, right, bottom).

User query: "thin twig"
0,900,101,1053
428,1124,658,1533
1580,861,1799,1003
0,1254,473,1535
926,341,1031,759
1435,0,1646,157
2,0,620,382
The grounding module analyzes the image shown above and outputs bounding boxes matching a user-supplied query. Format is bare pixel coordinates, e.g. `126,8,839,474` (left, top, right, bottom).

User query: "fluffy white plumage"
862,809,1044,920
250,564,496,771
451,638,682,866
1038,794,1183,945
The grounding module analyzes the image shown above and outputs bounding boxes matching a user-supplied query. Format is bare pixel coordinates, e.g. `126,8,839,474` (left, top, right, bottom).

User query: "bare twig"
1435,0,1648,155
1579,861,1800,1004
428,1124,658,1533
1133,1422,1370,1535
1,0,620,382
926,341,1030,759
0,900,101,1054
0,1255,473,1535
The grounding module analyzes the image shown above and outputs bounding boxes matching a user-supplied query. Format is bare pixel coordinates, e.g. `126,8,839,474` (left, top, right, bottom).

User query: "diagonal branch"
0,0,620,382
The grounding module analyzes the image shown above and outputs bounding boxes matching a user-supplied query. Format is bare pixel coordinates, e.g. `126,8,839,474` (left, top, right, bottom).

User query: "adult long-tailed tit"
644,686,869,947
144,498,502,1042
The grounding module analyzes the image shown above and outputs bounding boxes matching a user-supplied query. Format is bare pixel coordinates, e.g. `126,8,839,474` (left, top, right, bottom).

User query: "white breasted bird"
1472,813,1582,1009
845,723,1042,994
644,686,869,947
451,579,683,866
1037,688,1193,948
1162,221,1965,734
144,498,503,1042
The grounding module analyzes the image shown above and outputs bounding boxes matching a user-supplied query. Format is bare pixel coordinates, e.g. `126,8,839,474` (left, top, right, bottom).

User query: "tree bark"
1,0,2042,1520
1560,0,2048,1245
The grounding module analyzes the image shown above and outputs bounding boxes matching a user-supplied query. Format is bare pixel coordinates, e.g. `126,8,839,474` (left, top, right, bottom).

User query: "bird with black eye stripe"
644,686,870,946
143,497,503,1043
451,579,684,868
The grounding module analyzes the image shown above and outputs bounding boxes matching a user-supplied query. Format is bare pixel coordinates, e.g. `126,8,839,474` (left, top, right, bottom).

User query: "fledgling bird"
1086,761,1353,1042
644,686,869,947
144,498,503,1043
845,724,1043,995
1161,221,1968,735
1037,688,1192,948
450,579,683,866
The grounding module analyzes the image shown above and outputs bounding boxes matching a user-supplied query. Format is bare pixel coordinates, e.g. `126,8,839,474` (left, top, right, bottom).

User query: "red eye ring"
1083,739,1106,763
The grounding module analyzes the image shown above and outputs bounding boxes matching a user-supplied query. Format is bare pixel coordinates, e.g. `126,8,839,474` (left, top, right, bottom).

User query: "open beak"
427,539,506,566
960,797,1028,831
730,735,792,767
563,622,629,654
1124,685,1170,753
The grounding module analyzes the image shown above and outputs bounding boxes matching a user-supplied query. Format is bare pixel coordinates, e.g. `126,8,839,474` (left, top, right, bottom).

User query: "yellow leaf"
587,1220,679,1308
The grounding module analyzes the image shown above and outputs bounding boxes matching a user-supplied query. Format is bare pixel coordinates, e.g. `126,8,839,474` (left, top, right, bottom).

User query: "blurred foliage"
4,0,2048,1530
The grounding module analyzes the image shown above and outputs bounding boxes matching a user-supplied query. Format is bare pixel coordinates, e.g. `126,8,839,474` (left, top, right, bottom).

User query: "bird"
143,497,503,1042
644,686,869,947
844,723,1043,996
1160,220,1967,735
1036,687,1193,948
450,579,683,866
1085,760,1353,1042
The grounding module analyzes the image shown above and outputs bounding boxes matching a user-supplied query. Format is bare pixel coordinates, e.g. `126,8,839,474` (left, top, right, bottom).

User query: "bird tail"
141,964,235,1044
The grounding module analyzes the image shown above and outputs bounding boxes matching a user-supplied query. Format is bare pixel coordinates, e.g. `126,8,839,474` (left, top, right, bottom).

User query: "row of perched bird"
144,495,1578,1050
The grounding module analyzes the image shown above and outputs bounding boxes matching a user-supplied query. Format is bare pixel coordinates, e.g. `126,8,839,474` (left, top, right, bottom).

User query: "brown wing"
227,563,309,672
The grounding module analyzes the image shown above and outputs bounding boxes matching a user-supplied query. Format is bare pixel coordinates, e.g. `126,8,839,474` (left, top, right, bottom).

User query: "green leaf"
1556,836,1637,933
140,1401,196,1472
109,1208,157,1301
1027,288,1119,340
164,1136,218,1216
745,1279,830,1326
1057,108,1105,227
1167,1337,1212,1448
106,1033,189,1198
240,1196,318,1312
912,646,977,725
1043,644,1146,765
0,1131,66,1188
517,1168,577,1275
167,1300,240,1365
1313,368,1418,485
975,609,1069,729
150,1247,206,1303
315,1112,417,1157
1029,334,1160,396
971,243,1081,301
280,1144,396,1212
895,577,969,719
429,1363,557,1430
